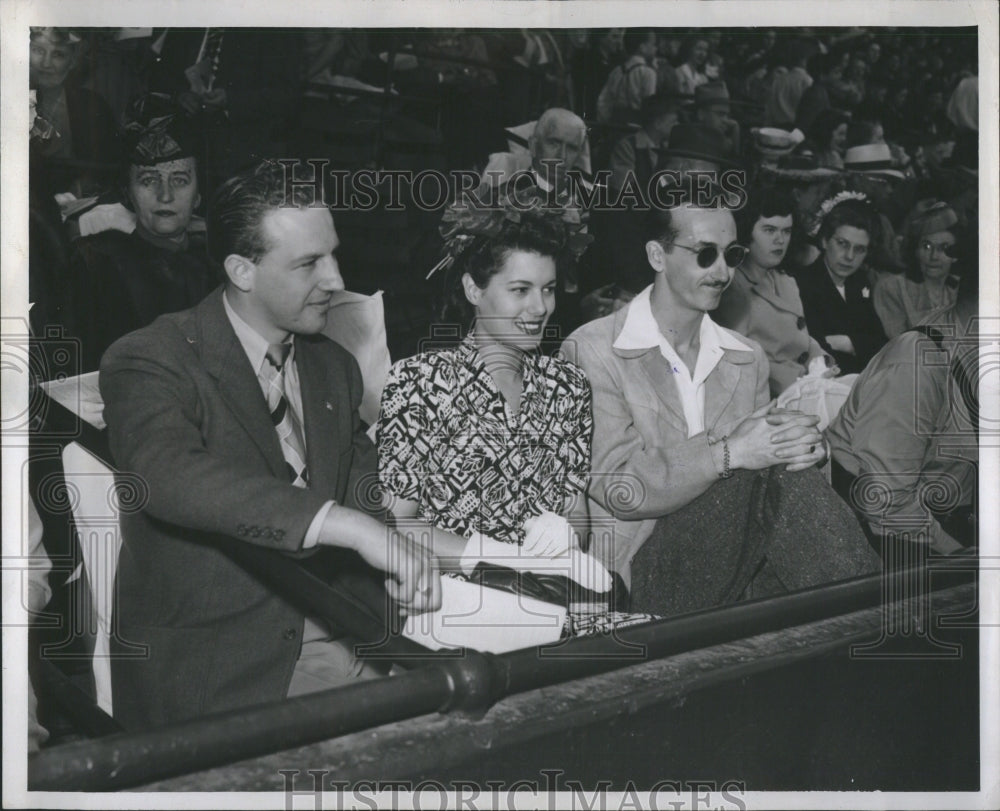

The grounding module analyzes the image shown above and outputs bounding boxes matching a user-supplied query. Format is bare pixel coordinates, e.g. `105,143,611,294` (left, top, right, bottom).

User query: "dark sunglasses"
918,240,959,259
662,241,749,268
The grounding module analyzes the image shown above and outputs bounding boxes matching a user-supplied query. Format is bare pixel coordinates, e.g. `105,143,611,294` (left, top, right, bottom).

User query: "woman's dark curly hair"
438,216,568,333
735,187,796,246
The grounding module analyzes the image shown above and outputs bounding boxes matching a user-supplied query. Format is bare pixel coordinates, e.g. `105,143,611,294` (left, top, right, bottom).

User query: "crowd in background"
28,26,979,360
25,25,982,747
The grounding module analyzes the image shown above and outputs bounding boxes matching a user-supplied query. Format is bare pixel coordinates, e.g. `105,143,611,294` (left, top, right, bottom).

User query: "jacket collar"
609,287,756,434
612,285,753,357
195,287,340,488
736,265,805,317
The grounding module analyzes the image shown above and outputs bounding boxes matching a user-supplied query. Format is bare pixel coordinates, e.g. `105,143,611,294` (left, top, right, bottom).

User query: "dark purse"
467,562,630,613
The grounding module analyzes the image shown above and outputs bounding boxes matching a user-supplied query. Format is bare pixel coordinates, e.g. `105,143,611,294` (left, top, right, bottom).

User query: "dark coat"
68,228,217,371
793,258,887,374
101,287,378,729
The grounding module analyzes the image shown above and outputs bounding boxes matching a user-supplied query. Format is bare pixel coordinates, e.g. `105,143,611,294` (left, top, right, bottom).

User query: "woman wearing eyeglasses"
793,195,887,375
715,188,834,397
873,201,963,339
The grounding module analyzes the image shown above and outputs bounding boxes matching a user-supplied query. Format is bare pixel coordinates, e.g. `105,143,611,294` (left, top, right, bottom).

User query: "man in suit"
100,161,443,729
793,198,887,374
563,188,879,617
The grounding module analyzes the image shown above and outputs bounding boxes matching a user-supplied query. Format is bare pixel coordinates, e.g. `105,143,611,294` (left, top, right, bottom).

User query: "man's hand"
766,407,826,470
321,507,441,612
377,531,441,613
728,402,824,471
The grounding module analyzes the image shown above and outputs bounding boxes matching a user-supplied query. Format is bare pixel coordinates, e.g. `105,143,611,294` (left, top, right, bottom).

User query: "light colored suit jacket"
101,286,378,729
563,307,770,586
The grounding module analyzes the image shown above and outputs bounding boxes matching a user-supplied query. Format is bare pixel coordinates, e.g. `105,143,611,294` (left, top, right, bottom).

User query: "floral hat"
427,184,593,279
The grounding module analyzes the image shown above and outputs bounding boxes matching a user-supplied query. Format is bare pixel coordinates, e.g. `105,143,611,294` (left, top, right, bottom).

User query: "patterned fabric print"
570,610,657,637
378,336,592,544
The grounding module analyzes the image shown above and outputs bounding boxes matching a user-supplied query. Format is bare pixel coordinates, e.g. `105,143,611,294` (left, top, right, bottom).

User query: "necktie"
261,343,309,487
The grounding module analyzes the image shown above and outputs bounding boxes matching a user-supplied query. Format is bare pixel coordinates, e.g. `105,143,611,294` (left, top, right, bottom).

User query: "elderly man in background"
481,106,589,201
477,107,591,333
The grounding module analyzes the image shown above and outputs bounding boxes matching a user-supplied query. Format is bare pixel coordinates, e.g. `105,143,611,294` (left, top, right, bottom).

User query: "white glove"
78,203,136,237
522,510,577,558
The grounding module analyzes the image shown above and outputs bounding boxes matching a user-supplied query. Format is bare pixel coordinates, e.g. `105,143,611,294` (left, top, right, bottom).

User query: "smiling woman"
873,201,963,338
377,202,655,636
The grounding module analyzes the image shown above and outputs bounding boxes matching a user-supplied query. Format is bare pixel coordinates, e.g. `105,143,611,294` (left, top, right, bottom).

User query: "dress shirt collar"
223,290,294,374
614,285,752,356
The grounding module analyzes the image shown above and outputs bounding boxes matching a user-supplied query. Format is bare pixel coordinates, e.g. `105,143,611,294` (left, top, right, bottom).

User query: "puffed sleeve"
376,357,434,501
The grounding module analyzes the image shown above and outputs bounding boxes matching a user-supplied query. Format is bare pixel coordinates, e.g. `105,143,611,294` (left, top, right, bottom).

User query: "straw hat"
843,143,905,180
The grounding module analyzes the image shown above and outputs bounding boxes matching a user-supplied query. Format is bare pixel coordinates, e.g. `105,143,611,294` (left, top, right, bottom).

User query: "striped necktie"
261,343,309,487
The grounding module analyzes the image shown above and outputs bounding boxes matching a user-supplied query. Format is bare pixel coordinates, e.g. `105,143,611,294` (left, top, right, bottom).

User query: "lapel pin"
325,401,334,411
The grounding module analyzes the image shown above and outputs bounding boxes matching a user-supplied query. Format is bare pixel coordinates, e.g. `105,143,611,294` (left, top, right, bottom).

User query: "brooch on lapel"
325,401,334,411
861,286,870,299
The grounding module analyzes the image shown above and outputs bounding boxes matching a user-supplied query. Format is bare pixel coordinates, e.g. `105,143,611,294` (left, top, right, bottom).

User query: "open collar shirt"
613,285,753,438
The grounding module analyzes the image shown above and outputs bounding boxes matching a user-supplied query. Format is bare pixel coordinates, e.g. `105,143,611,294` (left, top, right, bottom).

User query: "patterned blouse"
377,336,592,544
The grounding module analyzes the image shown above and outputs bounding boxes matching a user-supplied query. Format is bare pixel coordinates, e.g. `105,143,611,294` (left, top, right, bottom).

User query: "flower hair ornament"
807,190,869,237
426,185,593,279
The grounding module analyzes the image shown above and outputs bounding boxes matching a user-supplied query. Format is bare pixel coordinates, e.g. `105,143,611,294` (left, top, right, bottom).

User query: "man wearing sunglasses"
564,189,879,618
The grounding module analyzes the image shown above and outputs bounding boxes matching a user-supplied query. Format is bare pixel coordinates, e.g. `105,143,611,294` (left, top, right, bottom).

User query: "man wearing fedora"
694,81,741,157
659,122,738,176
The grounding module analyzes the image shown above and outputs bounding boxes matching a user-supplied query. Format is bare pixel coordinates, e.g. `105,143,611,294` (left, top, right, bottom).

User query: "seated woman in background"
793,194,887,374
873,201,963,339
29,27,120,196
377,199,653,635
66,97,216,371
803,108,850,170
715,188,834,397
827,256,978,556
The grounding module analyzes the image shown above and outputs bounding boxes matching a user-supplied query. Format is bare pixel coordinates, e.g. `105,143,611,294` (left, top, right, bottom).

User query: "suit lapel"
295,336,342,494
636,350,688,434
197,289,287,478
705,350,749,432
